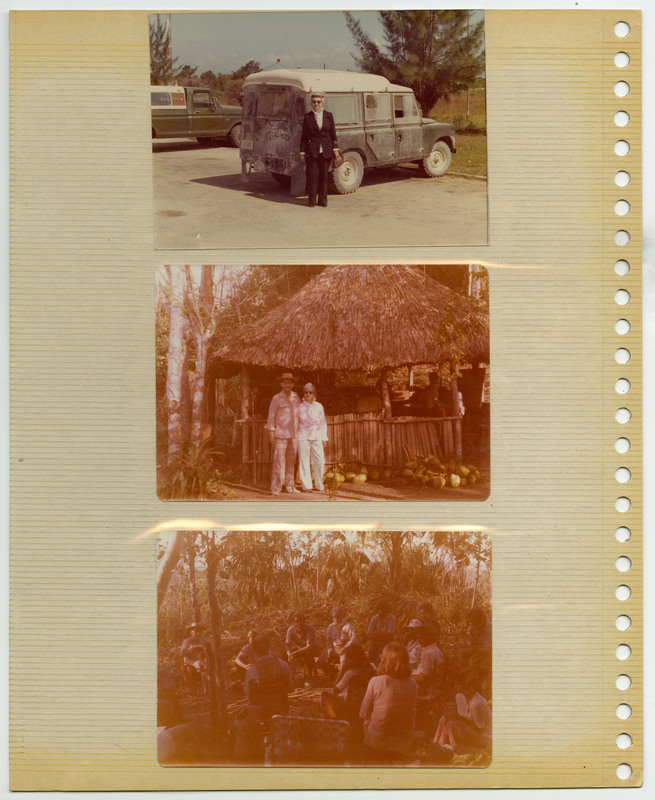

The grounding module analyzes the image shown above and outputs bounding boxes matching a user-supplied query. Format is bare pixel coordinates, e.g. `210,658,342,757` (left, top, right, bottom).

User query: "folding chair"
265,714,349,766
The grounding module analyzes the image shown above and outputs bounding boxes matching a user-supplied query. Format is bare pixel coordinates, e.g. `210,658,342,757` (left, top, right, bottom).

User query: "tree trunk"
157,531,184,609
187,266,214,449
166,268,188,463
240,365,252,482
186,544,202,625
390,531,403,592
205,543,229,734
286,532,298,603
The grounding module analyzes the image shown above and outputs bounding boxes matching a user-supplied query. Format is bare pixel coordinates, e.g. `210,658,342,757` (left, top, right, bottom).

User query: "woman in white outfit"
297,383,328,492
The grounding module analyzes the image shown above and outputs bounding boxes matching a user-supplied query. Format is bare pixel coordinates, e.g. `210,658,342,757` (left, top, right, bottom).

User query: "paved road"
153,139,488,251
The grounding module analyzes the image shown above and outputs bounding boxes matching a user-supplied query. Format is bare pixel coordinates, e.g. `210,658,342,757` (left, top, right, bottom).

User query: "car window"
364,92,392,123
393,93,421,122
151,91,171,107
325,93,360,124
193,92,215,110
257,89,291,119
295,95,305,120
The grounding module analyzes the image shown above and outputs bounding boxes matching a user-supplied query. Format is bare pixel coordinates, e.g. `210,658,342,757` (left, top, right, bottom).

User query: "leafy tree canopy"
344,10,485,115
150,14,197,85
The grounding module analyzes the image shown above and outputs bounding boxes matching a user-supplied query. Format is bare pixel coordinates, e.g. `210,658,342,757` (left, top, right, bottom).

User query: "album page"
9,7,643,791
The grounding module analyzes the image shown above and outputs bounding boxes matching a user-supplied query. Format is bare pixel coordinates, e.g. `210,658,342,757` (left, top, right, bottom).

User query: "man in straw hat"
300,92,340,208
266,372,301,495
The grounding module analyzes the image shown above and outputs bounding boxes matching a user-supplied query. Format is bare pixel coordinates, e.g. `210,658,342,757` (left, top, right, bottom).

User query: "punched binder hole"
615,525,631,542
616,615,632,631
615,407,631,422
615,556,632,572
616,674,632,690
616,703,632,720
615,437,631,454
614,259,630,275
615,347,631,364
615,644,632,660
614,51,631,68
614,199,630,216
614,378,630,395
615,171,631,187
614,21,630,37
614,81,630,98
614,289,631,306
615,467,631,484
615,586,631,602
614,140,630,156
615,497,631,513
614,111,630,128
614,230,631,246
614,319,631,336
616,733,633,750
616,763,632,780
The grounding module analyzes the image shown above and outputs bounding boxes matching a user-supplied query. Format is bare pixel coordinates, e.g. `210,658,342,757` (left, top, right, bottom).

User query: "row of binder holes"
614,21,633,783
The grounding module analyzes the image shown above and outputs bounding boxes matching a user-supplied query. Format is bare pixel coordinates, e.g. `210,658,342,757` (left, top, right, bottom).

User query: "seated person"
366,599,396,665
285,611,321,685
320,643,375,729
244,635,296,718
434,677,491,755
179,624,208,696
404,619,423,670
325,606,357,671
412,624,444,699
235,629,258,673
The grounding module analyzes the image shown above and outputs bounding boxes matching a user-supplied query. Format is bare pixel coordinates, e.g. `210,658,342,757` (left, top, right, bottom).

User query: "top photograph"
151,10,488,250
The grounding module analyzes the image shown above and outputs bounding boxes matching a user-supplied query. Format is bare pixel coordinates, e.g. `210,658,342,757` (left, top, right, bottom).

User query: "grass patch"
450,133,487,177
431,87,486,134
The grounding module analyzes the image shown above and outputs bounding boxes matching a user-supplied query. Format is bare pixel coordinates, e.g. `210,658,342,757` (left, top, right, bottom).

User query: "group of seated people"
231,599,491,765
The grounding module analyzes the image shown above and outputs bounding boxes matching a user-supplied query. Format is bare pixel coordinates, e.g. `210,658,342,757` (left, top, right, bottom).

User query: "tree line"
150,11,485,116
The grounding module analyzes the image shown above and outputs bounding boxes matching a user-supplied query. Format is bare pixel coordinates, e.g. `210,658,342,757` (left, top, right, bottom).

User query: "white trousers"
298,439,325,491
271,437,298,493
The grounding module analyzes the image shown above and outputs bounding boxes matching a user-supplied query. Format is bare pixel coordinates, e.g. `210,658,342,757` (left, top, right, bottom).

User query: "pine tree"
344,10,484,115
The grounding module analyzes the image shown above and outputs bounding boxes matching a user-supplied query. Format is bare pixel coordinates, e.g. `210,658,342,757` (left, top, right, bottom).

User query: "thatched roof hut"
213,265,489,373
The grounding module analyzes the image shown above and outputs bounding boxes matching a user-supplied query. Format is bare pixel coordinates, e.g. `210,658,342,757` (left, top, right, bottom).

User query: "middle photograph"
156,264,490,501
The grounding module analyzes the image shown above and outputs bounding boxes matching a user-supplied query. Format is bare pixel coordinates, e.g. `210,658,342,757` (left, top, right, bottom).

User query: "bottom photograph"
157,530,491,768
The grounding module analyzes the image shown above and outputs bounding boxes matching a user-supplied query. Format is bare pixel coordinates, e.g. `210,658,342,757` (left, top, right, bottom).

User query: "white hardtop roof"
243,69,411,94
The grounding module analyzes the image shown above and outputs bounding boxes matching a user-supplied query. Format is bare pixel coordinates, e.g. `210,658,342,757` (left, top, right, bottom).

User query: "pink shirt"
267,390,300,438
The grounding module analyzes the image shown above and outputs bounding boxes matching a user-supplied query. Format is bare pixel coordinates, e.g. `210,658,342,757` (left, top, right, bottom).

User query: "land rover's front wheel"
330,151,364,194
230,124,242,148
418,140,451,177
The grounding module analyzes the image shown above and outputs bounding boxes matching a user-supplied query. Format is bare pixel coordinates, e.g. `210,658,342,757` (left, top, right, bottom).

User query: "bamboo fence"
236,414,462,484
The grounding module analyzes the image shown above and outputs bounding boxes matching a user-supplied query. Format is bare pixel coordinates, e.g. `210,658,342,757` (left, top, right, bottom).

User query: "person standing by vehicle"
297,383,328,492
300,93,340,208
267,372,301,495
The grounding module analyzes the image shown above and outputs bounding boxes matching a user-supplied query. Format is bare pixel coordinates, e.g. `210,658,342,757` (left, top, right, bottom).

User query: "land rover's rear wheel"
418,140,451,177
330,151,364,194
230,124,242,148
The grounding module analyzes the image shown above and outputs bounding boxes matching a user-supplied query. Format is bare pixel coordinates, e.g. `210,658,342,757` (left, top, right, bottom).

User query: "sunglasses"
304,390,315,394
311,99,323,104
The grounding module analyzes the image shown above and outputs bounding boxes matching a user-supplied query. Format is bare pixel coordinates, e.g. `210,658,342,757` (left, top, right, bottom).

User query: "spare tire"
329,151,364,194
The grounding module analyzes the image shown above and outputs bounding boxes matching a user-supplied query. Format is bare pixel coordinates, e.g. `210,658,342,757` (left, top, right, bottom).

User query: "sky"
152,10,483,77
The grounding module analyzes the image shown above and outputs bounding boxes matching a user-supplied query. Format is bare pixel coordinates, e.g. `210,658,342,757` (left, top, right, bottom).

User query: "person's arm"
359,677,375,721
267,395,278,444
329,112,339,152
300,114,309,164
318,403,328,443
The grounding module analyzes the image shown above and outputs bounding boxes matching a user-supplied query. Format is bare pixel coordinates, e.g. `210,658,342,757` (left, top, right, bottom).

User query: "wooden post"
381,370,393,466
450,377,463,462
240,365,252,482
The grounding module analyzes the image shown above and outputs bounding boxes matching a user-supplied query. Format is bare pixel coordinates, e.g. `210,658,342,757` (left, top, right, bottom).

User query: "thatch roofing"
213,265,489,373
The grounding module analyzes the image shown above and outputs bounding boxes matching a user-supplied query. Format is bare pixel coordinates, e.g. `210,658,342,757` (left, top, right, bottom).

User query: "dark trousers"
306,153,331,206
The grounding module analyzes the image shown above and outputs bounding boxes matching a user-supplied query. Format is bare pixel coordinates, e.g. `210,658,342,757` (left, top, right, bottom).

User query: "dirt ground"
222,469,490,502
152,139,488,251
